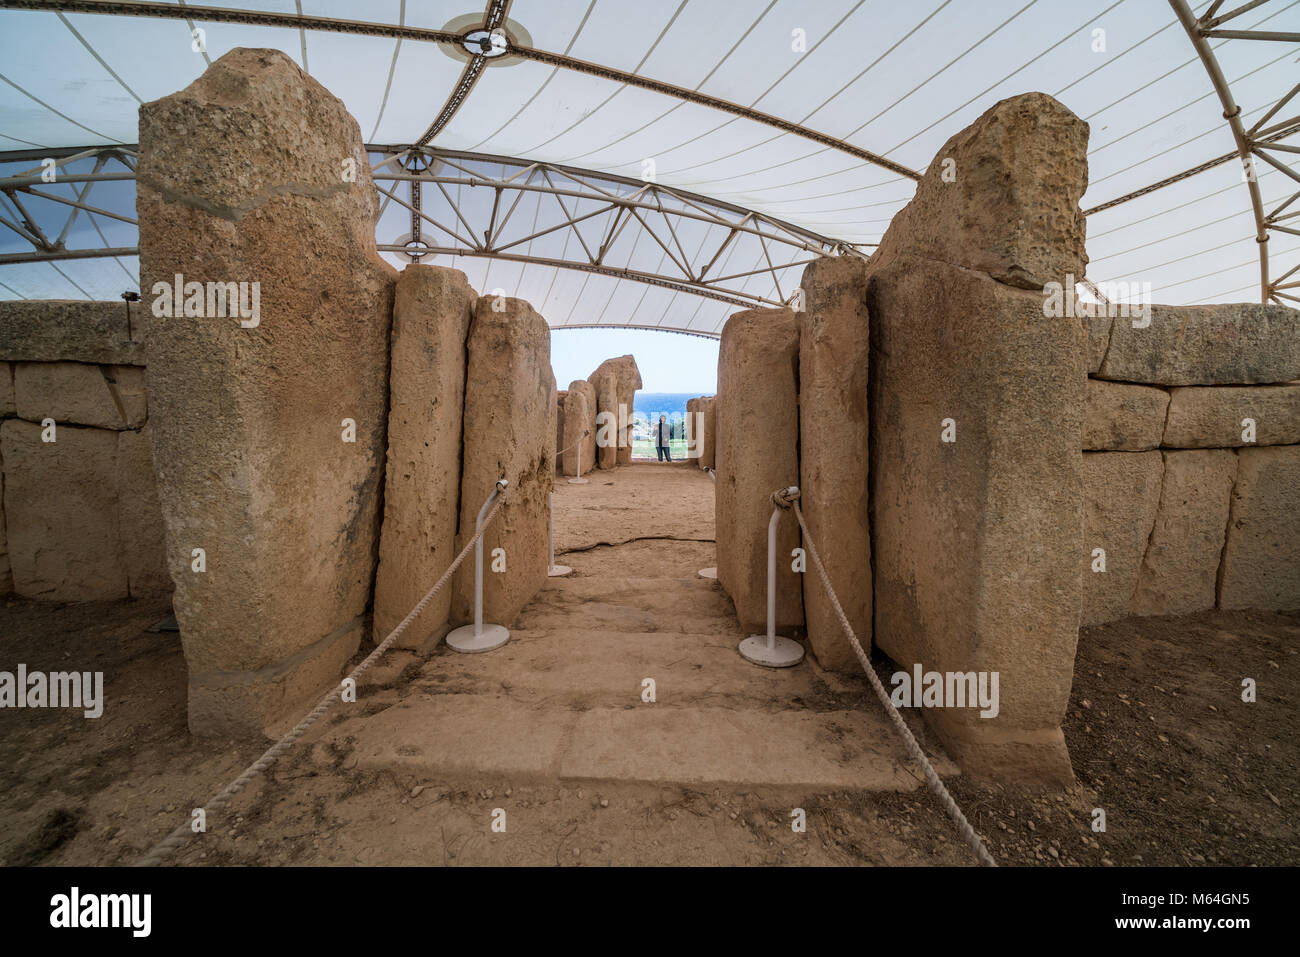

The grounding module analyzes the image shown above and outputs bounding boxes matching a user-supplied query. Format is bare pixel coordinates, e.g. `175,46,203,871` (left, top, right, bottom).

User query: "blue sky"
551,329,718,394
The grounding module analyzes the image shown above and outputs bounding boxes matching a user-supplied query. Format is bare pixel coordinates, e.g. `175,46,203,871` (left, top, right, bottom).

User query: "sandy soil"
1,461,1296,867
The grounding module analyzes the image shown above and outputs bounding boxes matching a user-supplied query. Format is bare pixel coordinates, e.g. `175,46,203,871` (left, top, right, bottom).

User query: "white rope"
135,489,510,867
787,498,997,867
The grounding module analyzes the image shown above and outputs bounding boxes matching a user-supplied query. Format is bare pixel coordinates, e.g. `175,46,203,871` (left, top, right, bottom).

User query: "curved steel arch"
1169,0,1300,306
0,144,866,311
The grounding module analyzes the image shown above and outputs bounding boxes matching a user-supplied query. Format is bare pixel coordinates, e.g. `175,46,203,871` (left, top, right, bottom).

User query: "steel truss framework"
1169,0,1300,306
0,144,865,311
0,0,1296,313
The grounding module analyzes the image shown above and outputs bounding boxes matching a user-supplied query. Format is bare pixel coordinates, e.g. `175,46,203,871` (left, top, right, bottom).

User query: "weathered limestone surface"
798,255,871,671
1162,384,1300,448
2,363,13,416
875,92,1088,289
14,361,147,429
1096,303,1300,385
589,355,641,467
137,48,396,736
1087,316,1112,375
451,297,552,629
1,419,128,600
0,300,148,366
1128,450,1236,618
1082,452,1162,626
555,389,567,474
594,374,618,470
1082,379,1169,451
868,93,1089,784
373,266,475,650
561,380,596,477
1219,446,1300,610
716,307,803,635
0,451,9,596
698,395,716,470
116,427,172,598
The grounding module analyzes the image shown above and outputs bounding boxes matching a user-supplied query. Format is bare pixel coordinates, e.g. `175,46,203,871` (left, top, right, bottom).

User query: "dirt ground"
1,462,1296,867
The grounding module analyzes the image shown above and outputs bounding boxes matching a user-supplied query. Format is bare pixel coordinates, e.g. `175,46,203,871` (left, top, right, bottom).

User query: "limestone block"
1219,446,1300,611
1163,385,1300,448
561,382,596,477
868,257,1085,784
137,48,395,736
1082,379,1169,451
14,361,145,429
686,397,699,461
594,373,618,470
1087,315,1111,375
556,390,567,474
716,307,803,635
2,362,13,416
116,427,172,598
0,300,148,366
698,395,717,470
1097,303,1300,385
1128,450,1236,617
373,265,475,649
451,296,552,629
1,419,128,600
872,92,1089,289
798,255,871,671
589,355,641,466
0,442,10,596
1082,452,1162,626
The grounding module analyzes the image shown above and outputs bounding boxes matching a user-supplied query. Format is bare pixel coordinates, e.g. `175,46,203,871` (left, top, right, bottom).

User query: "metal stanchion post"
446,478,511,653
567,430,590,485
738,486,804,668
547,490,572,577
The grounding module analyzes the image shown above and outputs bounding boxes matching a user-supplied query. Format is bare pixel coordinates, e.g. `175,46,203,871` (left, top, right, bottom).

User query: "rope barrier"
555,429,591,459
135,485,510,867
785,497,997,867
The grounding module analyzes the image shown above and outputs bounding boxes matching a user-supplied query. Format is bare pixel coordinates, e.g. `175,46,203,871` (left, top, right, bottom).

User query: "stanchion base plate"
446,623,510,654
566,477,589,484
739,634,804,668
548,564,572,577
697,567,717,579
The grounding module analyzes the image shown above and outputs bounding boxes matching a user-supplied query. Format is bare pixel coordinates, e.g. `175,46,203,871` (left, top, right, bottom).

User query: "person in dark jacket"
655,414,672,462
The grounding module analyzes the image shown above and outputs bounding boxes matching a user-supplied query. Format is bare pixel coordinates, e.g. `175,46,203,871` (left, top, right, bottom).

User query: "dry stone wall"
1083,303,1300,621
0,300,169,602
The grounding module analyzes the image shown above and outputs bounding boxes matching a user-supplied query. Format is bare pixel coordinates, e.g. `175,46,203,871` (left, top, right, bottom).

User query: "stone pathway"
330,463,954,791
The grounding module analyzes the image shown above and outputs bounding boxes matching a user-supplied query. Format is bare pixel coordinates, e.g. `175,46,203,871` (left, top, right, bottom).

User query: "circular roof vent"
440,13,533,68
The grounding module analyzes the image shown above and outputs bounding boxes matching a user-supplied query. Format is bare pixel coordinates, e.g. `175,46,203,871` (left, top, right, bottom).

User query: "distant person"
655,414,672,462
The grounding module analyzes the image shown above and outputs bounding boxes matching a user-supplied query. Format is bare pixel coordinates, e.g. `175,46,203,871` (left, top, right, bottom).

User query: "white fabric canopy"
1,0,1297,333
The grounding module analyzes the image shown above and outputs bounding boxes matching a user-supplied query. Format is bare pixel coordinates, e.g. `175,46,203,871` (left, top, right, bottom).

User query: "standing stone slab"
1082,379,1169,451
137,48,396,736
867,93,1089,785
451,297,552,629
685,397,700,461
1096,303,1300,385
698,395,717,470
1082,452,1162,626
0,448,9,597
1,419,128,601
590,355,641,466
1163,385,1300,448
116,427,172,598
555,390,567,474
798,255,871,671
593,374,619,470
1128,450,1236,618
561,381,596,477
1219,446,1300,611
373,266,475,650
716,307,803,635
